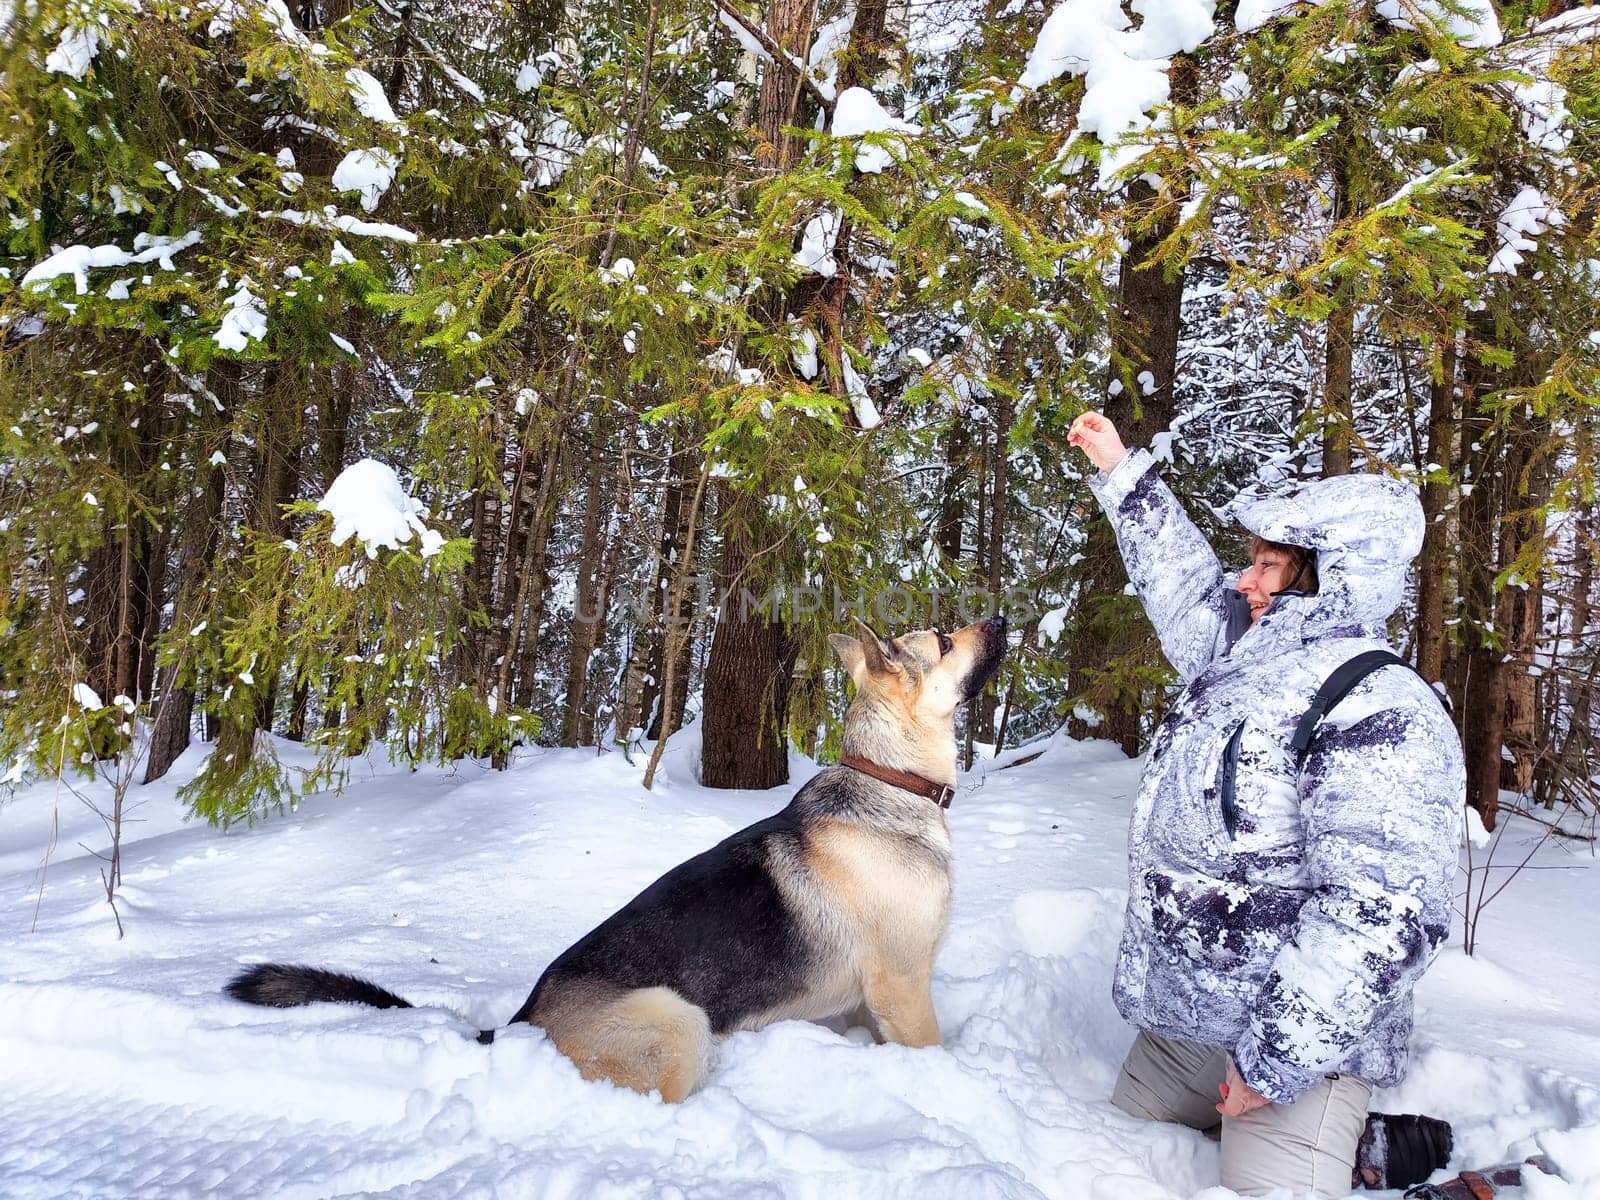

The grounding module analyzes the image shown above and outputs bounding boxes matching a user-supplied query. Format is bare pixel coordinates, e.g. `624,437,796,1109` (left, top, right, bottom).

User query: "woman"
1067,411,1464,1198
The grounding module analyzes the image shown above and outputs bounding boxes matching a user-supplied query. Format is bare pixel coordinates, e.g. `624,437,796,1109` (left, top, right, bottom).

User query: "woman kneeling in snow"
1068,412,1463,1199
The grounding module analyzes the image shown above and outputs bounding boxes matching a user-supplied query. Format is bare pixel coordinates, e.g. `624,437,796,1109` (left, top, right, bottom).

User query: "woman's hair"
1250,535,1319,595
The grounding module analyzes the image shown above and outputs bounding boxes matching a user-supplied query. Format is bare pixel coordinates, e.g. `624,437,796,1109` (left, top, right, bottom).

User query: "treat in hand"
1068,411,1129,474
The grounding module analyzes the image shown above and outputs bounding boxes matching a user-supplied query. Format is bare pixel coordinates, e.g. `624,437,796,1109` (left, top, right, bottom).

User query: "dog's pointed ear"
828,633,866,683
851,617,901,676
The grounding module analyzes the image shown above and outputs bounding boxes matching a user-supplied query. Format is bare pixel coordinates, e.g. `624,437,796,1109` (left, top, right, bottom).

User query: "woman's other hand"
1068,411,1129,474
1215,1059,1272,1119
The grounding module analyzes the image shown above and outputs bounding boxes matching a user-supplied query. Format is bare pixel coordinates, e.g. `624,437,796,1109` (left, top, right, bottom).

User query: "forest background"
2,0,1597,843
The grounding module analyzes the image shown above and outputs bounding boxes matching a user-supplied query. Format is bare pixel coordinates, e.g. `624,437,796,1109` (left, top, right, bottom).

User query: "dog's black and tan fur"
228,615,1007,1102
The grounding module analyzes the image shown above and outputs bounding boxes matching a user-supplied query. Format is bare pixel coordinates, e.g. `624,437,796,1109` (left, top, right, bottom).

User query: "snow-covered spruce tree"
1003,1,1227,753
2,0,1593,829
685,0,1147,779
0,0,524,823
882,4,1129,758
1441,6,1600,827
1173,2,1600,823
998,0,1599,766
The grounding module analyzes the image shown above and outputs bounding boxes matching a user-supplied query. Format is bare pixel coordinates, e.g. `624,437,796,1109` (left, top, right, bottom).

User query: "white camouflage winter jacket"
1090,449,1465,1105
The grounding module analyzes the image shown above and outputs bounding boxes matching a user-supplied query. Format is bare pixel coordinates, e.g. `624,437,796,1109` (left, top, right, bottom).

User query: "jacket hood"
1233,473,1423,638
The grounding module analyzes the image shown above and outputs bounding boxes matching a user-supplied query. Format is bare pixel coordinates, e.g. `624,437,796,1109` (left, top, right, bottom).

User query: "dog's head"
828,615,1008,723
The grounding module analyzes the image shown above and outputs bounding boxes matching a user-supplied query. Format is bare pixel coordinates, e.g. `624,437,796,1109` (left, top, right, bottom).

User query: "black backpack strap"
1219,720,1245,838
1290,650,1446,771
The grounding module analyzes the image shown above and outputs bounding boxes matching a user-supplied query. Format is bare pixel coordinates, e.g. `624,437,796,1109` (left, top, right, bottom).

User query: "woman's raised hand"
1068,411,1129,474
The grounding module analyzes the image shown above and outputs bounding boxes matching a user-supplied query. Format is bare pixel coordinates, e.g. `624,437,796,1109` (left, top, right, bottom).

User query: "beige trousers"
1112,1030,1372,1199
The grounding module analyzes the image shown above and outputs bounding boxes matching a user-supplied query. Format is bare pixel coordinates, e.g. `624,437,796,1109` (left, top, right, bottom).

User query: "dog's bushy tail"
227,963,415,1010
226,962,499,1043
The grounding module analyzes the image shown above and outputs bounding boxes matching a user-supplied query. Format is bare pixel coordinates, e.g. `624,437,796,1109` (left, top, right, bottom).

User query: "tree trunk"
755,0,816,171
489,388,569,742
1500,416,1551,795
250,365,304,730
145,361,237,783
1414,336,1457,683
1321,135,1355,478
1546,495,1596,805
963,421,990,768
507,432,568,712
837,0,889,93
577,443,633,747
642,462,713,789
936,422,970,563
1456,348,1505,830
1064,51,1191,757
284,682,312,743
287,372,354,741
82,359,169,716
461,424,505,690
1320,302,1355,477
696,0,820,785
561,415,613,746
700,516,800,790
145,676,196,782
211,366,304,761
649,595,697,741
490,408,549,691
130,392,173,705
80,537,127,710
971,384,1011,746
637,444,698,740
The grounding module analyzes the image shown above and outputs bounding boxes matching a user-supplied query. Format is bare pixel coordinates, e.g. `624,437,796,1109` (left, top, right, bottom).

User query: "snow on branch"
318,459,445,560
332,149,399,214
214,281,268,352
261,208,419,243
1498,7,1600,156
1019,0,1216,186
45,22,103,77
21,231,204,295
1234,0,1323,30
793,208,840,277
1488,187,1565,277
415,33,488,104
346,68,404,127
1238,1,1501,46
832,87,920,174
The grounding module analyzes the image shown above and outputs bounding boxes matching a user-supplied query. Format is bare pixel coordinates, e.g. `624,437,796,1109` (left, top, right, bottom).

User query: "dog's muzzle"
959,614,1008,701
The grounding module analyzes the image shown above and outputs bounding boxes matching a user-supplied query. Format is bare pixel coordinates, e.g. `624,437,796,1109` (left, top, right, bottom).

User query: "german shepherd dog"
227,615,1007,1102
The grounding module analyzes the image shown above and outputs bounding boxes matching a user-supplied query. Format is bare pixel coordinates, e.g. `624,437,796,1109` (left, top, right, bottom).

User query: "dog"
227,615,1008,1102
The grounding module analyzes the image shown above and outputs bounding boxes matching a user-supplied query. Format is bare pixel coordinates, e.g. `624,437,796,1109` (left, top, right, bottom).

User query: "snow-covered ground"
3,729,1598,1199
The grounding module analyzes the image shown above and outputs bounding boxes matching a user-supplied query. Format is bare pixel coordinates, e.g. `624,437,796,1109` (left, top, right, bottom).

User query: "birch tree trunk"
636,443,698,741
1500,417,1551,796
561,415,615,746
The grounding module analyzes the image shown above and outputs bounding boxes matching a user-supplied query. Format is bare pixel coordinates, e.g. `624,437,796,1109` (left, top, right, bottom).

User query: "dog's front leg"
864,971,942,1048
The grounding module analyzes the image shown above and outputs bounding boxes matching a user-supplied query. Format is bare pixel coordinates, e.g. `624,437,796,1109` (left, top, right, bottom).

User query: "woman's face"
1238,548,1298,624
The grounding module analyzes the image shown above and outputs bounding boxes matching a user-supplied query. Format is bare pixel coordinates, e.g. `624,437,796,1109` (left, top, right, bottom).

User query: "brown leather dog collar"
840,754,956,809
